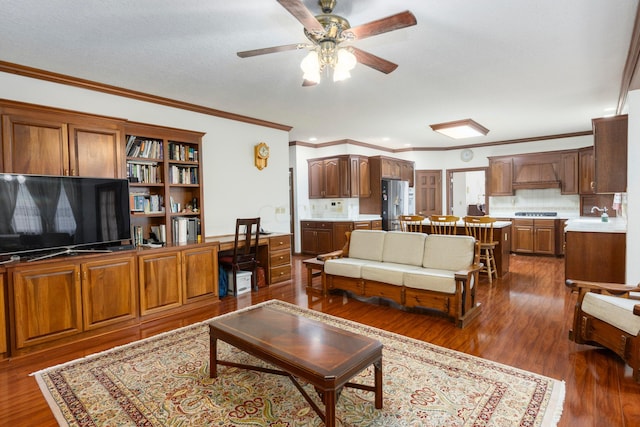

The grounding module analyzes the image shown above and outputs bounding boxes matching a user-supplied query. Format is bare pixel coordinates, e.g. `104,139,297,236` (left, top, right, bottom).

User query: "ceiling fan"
237,0,417,85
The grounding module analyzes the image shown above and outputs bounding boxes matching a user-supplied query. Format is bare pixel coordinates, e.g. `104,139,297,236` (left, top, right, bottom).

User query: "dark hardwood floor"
1,254,639,426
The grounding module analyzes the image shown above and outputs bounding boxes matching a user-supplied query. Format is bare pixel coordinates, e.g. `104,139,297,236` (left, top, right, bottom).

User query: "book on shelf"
126,137,163,159
150,224,167,243
171,217,201,243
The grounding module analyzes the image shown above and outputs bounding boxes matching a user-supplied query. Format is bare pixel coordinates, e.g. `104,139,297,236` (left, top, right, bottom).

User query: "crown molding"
0,60,293,132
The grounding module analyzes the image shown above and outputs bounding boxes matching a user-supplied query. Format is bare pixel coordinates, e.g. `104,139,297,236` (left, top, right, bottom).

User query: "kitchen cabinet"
358,157,371,197
512,218,557,255
593,115,627,193
81,256,137,331
308,155,365,199
488,158,513,195
301,221,334,254
1,102,124,177
565,231,625,283
380,156,415,186
268,234,292,284
578,147,595,194
560,151,578,195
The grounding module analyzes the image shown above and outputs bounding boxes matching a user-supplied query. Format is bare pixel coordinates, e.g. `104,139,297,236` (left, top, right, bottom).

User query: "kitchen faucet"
591,206,608,214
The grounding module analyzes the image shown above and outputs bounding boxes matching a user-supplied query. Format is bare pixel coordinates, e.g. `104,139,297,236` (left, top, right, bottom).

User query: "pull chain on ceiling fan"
237,0,417,86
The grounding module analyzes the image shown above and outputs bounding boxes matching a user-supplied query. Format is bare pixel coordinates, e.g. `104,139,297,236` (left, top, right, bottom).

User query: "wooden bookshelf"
124,122,205,245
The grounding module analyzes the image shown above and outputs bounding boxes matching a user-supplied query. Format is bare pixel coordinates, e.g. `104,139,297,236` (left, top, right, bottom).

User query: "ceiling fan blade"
345,10,417,41
351,47,398,74
237,43,303,58
277,0,325,34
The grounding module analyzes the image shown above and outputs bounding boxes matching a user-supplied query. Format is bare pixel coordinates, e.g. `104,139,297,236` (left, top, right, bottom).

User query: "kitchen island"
564,216,627,283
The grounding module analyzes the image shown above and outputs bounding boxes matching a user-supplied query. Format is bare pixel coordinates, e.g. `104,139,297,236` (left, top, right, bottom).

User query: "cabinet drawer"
534,219,556,227
270,249,291,267
269,234,291,250
353,221,371,230
301,221,332,229
513,219,533,226
371,220,382,230
270,265,292,284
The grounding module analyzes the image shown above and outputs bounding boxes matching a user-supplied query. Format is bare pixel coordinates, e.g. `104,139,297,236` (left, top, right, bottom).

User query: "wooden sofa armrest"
565,279,640,296
454,262,483,279
316,250,344,261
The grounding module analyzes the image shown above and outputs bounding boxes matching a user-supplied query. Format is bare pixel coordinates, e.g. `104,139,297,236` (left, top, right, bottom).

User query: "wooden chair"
566,279,640,382
463,215,498,284
399,215,425,232
429,215,460,235
219,217,261,295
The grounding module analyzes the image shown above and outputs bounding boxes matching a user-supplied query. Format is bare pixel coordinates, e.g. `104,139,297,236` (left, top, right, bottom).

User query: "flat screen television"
0,173,131,260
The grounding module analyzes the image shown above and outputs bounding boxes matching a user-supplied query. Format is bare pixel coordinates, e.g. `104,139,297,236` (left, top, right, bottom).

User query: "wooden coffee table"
209,305,383,426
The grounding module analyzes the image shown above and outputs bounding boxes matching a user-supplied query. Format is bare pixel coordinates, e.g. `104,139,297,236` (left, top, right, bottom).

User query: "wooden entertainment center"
0,99,242,359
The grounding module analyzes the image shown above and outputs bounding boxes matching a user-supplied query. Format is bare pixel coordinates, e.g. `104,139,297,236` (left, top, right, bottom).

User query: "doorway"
447,168,488,217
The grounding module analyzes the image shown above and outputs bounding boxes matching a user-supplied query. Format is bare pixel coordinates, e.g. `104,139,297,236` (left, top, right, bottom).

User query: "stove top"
514,212,558,217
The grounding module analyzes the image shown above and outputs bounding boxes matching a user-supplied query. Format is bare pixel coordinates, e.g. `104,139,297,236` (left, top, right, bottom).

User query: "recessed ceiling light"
309,137,317,142
430,119,489,139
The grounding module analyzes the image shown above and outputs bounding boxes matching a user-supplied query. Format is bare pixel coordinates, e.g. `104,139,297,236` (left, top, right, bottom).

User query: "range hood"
512,162,561,189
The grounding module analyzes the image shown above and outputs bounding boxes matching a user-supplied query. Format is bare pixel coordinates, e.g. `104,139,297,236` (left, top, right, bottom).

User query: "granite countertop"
564,216,627,233
301,216,382,222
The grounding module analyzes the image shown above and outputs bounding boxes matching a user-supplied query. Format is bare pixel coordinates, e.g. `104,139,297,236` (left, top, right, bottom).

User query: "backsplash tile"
489,188,580,217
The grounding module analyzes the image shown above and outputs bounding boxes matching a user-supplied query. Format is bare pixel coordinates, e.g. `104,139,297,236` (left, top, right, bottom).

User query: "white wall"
0,72,291,237
626,90,639,283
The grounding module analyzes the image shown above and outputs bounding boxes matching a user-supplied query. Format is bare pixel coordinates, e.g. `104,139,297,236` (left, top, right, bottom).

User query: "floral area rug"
33,299,564,426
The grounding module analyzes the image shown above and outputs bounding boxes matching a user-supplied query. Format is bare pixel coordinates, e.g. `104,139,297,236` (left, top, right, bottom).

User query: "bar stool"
399,215,425,232
429,215,459,235
463,216,498,284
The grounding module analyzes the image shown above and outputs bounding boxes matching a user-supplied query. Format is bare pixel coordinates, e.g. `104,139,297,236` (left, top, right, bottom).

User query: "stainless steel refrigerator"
381,179,409,230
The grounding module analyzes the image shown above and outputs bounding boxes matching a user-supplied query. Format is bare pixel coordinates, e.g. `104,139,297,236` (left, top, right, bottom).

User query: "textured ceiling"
0,0,637,149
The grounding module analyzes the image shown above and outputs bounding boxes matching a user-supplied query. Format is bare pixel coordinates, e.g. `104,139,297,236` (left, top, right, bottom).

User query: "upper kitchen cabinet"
488,157,513,196
308,155,369,199
1,101,124,177
578,146,595,194
592,115,627,193
559,151,578,195
379,156,415,186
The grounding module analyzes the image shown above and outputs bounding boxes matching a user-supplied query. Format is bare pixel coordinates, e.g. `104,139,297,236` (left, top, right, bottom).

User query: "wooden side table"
303,258,326,297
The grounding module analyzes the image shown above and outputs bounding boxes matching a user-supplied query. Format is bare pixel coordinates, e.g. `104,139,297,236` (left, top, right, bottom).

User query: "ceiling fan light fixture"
301,50,321,82
430,119,490,139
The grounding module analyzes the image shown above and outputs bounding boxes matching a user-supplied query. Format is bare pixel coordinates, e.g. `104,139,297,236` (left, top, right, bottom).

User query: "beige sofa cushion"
362,262,422,286
423,235,475,270
404,268,457,294
324,257,370,278
382,231,426,266
348,230,387,261
582,293,640,336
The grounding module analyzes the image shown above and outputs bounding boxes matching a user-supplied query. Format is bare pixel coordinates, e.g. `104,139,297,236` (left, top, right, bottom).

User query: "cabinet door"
359,157,371,197
138,251,182,316
308,160,324,198
593,115,627,193
579,148,595,194
0,273,6,356
69,123,124,178
2,112,69,175
81,256,137,330
301,226,318,254
560,152,578,195
401,161,414,187
316,229,334,254
12,263,82,349
333,222,354,251
512,220,534,253
348,157,359,198
488,159,513,196
534,223,556,255
182,246,217,301
323,158,340,198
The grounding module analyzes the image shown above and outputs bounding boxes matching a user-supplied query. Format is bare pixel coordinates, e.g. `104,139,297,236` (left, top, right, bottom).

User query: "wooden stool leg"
485,248,493,284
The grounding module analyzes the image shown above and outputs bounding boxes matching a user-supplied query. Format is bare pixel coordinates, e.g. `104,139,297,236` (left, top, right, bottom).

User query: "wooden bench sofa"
319,230,482,327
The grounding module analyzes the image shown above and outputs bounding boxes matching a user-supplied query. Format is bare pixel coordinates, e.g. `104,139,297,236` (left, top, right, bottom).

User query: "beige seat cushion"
324,258,370,278
404,268,457,294
349,230,387,261
582,293,640,336
423,235,475,270
382,231,426,266
361,262,422,286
